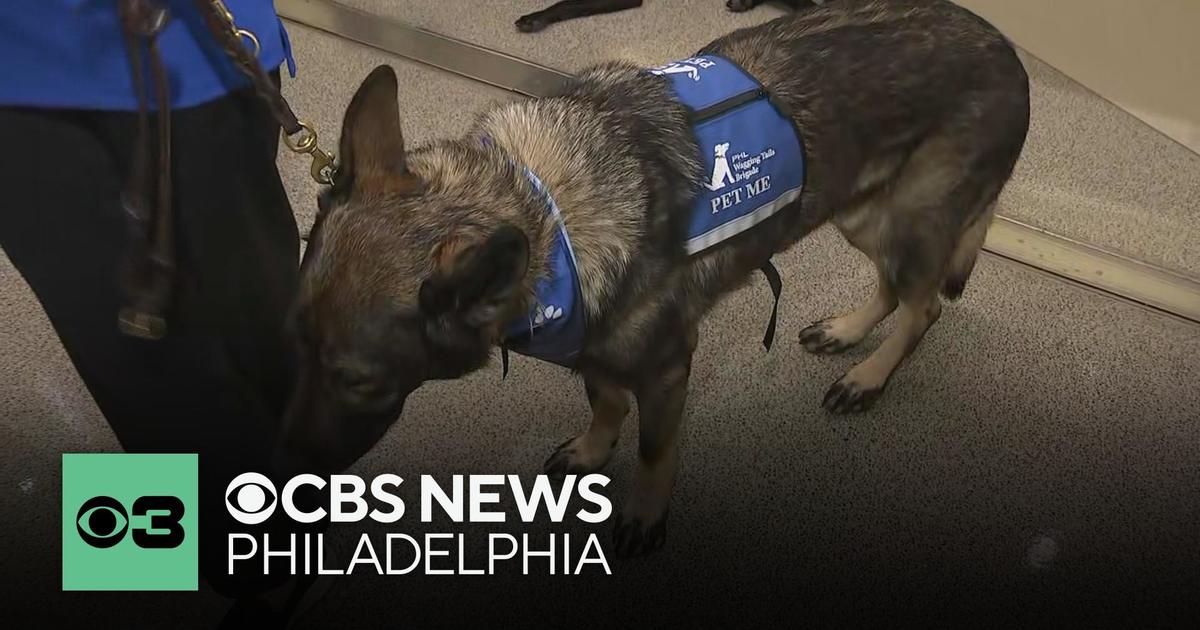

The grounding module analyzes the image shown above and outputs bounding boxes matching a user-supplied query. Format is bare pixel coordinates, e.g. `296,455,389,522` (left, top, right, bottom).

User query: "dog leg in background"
544,374,630,475
516,0,643,33
612,324,697,557
727,0,821,13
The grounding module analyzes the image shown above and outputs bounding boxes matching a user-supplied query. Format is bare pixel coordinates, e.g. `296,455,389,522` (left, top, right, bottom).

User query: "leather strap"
189,0,302,135
117,0,173,339
115,0,319,339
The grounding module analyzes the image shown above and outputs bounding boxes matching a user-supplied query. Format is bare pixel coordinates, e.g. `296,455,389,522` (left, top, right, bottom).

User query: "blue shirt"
0,0,295,110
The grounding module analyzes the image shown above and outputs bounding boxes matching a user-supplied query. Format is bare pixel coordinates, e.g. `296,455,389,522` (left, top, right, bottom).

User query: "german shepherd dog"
278,0,1030,556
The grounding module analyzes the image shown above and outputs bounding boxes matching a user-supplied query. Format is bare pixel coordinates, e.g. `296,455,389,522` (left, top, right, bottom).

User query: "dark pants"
0,85,300,598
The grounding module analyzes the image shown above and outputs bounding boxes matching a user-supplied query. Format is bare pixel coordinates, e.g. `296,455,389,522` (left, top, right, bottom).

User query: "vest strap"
759,260,782,351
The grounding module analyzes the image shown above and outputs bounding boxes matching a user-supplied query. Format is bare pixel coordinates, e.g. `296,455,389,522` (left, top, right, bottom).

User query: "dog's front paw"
822,372,885,414
515,13,549,33
612,510,668,558
800,319,859,354
543,434,616,477
726,0,756,12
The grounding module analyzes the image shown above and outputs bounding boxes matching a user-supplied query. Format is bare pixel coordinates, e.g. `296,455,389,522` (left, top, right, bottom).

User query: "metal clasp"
212,0,260,56
236,28,260,57
283,121,338,185
210,0,334,184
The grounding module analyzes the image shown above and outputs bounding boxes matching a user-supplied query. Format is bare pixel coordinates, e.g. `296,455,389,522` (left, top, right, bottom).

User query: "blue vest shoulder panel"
649,55,807,254
502,168,586,369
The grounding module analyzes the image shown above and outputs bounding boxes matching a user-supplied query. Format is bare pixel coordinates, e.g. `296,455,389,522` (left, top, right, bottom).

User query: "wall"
955,0,1200,153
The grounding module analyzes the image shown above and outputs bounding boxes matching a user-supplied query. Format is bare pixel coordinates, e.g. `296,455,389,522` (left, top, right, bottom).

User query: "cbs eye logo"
62,453,198,591
225,472,279,524
75,495,185,549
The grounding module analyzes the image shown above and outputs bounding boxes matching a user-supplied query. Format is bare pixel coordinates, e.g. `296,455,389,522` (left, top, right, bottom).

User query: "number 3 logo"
75,495,185,549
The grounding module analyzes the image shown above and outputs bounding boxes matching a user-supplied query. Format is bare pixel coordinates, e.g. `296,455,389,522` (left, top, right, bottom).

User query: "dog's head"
274,66,530,475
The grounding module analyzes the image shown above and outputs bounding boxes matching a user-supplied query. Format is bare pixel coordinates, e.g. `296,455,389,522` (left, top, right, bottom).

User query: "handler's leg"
0,85,301,599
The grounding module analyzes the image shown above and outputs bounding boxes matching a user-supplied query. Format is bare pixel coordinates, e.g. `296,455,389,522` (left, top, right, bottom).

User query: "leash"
115,0,338,340
192,0,337,185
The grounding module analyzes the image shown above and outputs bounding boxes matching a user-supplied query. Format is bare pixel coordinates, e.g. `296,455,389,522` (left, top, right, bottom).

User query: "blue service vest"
648,54,806,254
0,0,295,110
501,54,802,369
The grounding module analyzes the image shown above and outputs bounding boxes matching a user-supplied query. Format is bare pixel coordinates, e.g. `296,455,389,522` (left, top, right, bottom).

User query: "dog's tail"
940,204,995,300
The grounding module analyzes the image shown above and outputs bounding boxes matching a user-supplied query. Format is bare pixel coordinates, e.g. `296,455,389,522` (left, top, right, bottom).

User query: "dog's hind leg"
801,196,898,354
822,281,942,413
800,265,897,354
544,373,629,475
942,203,995,300
820,131,1008,413
612,322,696,557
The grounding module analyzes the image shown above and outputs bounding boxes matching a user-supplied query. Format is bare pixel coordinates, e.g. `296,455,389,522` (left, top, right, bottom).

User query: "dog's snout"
273,390,410,479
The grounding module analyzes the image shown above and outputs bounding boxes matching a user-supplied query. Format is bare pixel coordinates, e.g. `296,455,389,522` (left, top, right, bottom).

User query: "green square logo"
62,454,198,591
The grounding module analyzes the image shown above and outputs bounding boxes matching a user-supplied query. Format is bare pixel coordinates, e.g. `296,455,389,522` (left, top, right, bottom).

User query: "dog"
277,0,1030,557
516,0,821,33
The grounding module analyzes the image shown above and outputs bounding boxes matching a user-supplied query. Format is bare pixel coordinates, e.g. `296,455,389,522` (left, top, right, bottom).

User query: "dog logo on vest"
705,142,736,191
704,140,781,215
649,57,716,82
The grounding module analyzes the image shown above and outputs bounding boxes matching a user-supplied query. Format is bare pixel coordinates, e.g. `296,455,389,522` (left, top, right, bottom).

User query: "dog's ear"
419,225,529,330
338,65,418,190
